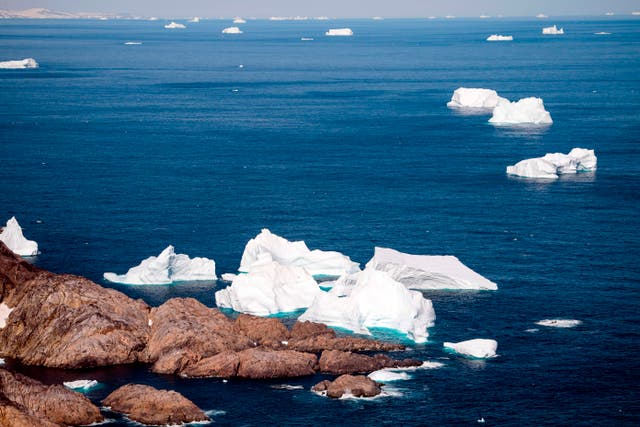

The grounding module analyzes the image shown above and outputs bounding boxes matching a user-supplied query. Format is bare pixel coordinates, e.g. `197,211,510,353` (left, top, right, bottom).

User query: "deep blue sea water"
1,17,639,425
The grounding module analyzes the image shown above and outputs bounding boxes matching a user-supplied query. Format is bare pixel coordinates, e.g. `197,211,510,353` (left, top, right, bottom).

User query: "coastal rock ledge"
312,374,382,398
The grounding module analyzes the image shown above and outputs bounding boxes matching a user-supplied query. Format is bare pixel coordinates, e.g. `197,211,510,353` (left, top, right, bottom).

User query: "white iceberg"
368,369,410,382
299,269,436,343
0,303,14,329
447,87,508,109
536,319,582,328
364,247,497,291
222,26,243,34
443,339,498,358
489,97,553,125
542,25,564,35
506,148,597,179
486,34,513,41
215,255,322,316
164,21,186,29
0,217,39,256
189,17,200,23
0,58,38,69
536,13,548,18
63,380,99,390
325,28,353,36
220,273,238,282
103,245,216,285
233,17,246,24
239,229,360,278
124,41,142,45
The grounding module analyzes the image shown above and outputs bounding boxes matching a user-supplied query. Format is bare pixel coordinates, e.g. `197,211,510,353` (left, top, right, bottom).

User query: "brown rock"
373,353,423,369
236,348,317,379
181,351,240,378
290,321,336,340
312,374,381,399
288,321,405,353
0,242,42,300
0,368,102,426
235,314,290,347
103,384,209,426
318,350,384,374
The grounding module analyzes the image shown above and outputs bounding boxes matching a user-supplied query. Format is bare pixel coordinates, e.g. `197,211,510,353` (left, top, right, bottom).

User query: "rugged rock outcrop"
312,374,382,398
0,368,102,426
235,314,290,347
236,348,317,379
318,350,422,375
103,384,209,425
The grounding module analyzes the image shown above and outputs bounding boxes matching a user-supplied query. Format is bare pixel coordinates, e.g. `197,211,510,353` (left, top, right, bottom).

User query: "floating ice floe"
536,14,548,19
489,97,553,125
189,17,200,23
0,58,38,69
594,32,611,35
124,41,142,45
325,28,353,36
542,25,564,35
486,34,513,41
0,217,39,256
299,269,435,343
239,229,360,278
63,380,99,391
443,339,498,358
536,319,582,328
164,21,186,29
368,369,411,382
363,247,498,291
506,148,597,179
215,256,322,316
233,17,246,24
222,26,243,34
301,37,314,41
447,87,508,109
0,303,14,329
103,245,216,285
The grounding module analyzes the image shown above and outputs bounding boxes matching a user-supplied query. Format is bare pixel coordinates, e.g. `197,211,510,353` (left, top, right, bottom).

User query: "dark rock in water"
318,350,422,374
312,374,382,399
144,297,253,374
103,383,209,426
181,350,241,378
0,368,102,426
235,314,290,347
236,347,317,379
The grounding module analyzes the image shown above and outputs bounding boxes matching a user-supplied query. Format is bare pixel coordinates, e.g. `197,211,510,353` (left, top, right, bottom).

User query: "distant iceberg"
443,339,498,358
447,87,508,109
63,380,99,391
239,229,360,278
325,28,353,36
103,245,216,284
164,21,186,29
0,58,38,69
0,217,38,256
189,17,200,23
486,34,513,41
506,148,597,179
124,41,142,45
299,269,436,343
594,32,611,35
489,97,552,125
215,256,322,316
542,25,564,35
233,17,246,24
536,319,582,328
364,247,497,291
536,13,548,18
222,26,243,34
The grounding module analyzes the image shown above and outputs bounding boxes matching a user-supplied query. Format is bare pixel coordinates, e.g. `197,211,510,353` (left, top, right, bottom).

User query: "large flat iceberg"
536,319,582,328
299,269,436,343
0,58,38,69
542,25,564,35
486,34,513,41
325,28,353,36
215,256,322,316
443,339,498,358
103,245,216,284
0,217,39,256
447,87,508,109
506,148,597,179
222,26,243,34
164,21,186,29
489,97,552,125
239,229,360,278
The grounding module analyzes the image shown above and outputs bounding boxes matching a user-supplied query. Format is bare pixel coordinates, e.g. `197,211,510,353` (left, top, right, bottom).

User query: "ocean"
1,17,639,425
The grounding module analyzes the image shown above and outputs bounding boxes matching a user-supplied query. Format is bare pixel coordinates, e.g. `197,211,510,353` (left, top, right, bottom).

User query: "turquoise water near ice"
1,17,639,425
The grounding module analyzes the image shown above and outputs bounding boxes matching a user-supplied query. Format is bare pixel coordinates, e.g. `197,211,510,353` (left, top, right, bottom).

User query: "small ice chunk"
443,339,498,358
447,87,509,109
233,17,246,24
0,58,38,69
368,369,411,382
536,14,548,18
124,41,142,45
489,97,553,125
63,380,99,390
0,358,4,365
164,21,186,29
325,28,353,36
0,217,39,256
221,273,238,282
189,17,200,23
222,26,243,34
270,384,304,390
486,34,513,41
0,303,14,328
542,25,564,35
506,148,596,179
536,319,582,328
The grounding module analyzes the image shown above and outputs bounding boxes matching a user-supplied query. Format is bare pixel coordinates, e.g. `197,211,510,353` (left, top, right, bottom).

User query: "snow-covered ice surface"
447,87,508,109
63,380,99,390
325,28,353,36
0,58,38,69
506,148,597,179
0,303,14,328
443,339,498,359
536,319,582,328
368,369,411,382
215,256,321,316
222,27,243,34
364,247,497,290
103,245,216,284
239,229,360,278
220,273,237,282
489,97,553,125
164,22,186,29
0,217,39,256
542,25,564,35
299,269,435,343
486,34,513,41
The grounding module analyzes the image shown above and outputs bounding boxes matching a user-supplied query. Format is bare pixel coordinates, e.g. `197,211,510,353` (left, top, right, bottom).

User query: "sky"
1,0,639,18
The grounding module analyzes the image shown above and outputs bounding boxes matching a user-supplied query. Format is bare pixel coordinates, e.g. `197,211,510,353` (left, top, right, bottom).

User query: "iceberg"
325,28,353,36
189,17,200,23
222,26,243,34
368,369,410,382
0,303,14,328
0,58,38,69
447,88,508,109
63,380,99,390
364,247,497,291
443,339,498,358
542,25,564,35
489,97,553,125
0,217,39,256
486,34,513,41
164,21,186,29
506,148,597,179
103,245,216,285
299,269,436,343
215,256,322,316
239,229,360,278
233,17,246,24
536,319,582,328
124,41,142,45
536,13,548,18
